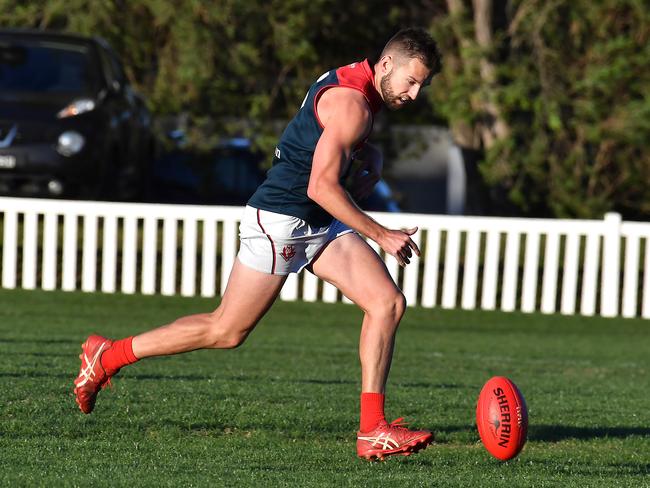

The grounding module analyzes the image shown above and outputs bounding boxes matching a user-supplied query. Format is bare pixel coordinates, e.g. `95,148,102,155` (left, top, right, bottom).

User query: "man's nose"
408,85,420,100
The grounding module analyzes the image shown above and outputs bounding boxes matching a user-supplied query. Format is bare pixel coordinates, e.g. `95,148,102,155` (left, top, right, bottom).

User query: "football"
476,376,528,461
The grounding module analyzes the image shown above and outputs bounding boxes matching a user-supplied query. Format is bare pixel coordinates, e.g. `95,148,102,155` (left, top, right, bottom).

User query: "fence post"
601,212,622,317
1,210,17,289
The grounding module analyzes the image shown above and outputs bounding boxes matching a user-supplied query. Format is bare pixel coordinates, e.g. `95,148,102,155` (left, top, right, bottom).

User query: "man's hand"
375,226,421,267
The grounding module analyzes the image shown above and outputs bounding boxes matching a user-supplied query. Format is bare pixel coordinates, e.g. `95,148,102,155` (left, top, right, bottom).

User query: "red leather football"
476,376,528,460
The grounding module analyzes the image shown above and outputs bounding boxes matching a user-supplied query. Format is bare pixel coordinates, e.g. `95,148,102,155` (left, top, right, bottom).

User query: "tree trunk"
472,0,509,149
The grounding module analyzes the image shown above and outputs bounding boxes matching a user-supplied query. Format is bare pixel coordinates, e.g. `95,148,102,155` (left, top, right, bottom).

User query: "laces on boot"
382,417,412,432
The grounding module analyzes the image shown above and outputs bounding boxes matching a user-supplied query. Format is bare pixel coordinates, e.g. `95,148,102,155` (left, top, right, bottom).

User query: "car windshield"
0,40,98,95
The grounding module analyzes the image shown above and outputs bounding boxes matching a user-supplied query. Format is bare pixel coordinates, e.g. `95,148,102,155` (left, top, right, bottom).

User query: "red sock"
360,392,386,432
100,336,139,376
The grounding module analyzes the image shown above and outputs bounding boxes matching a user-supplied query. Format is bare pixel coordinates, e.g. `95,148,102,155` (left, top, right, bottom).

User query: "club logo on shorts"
280,245,296,262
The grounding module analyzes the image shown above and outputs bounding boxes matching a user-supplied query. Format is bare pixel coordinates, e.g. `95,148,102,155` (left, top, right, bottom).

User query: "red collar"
359,59,383,113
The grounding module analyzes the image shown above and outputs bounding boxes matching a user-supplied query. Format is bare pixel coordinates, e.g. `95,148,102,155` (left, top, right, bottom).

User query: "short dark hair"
381,27,442,75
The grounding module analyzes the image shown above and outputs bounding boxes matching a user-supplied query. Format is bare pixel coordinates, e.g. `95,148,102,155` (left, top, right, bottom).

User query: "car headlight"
57,98,96,118
57,131,85,156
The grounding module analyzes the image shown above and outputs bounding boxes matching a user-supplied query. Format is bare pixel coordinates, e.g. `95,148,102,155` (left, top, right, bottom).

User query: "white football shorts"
237,205,355,275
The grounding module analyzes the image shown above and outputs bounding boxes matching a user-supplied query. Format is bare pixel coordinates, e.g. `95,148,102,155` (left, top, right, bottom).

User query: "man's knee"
392,291,407,321
204,311,252,349
367,289,406,323
216,333,247,349
206,328,249,349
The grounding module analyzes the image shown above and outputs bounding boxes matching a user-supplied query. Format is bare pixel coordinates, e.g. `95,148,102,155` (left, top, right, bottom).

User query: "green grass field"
1,289,648,487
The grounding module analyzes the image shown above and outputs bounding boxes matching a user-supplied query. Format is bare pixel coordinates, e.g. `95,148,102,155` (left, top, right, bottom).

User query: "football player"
74,27,442,461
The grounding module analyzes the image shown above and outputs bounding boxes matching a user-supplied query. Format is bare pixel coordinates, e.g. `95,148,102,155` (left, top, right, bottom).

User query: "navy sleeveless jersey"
248,59,383,227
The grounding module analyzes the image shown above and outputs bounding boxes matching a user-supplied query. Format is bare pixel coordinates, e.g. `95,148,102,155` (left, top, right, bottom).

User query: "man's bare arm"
307,89,419,266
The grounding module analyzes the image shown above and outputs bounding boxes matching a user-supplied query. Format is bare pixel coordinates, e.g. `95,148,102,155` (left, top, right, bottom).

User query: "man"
74,27,442,461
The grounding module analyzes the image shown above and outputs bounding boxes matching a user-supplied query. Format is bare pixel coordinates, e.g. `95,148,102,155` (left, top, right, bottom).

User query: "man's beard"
380,70,404,110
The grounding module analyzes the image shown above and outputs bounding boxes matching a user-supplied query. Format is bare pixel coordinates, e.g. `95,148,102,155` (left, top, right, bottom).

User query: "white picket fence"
1,196,649,318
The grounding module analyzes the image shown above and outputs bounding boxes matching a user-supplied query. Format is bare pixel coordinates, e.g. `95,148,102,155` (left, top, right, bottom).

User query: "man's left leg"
309,232,433,460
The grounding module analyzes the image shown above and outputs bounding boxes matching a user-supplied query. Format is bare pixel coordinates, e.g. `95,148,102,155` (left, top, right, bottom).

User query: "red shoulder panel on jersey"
335,59,383,115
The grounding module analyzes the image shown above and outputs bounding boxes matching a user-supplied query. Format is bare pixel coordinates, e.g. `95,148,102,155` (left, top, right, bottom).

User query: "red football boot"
357,418,434,461
73,335,114,414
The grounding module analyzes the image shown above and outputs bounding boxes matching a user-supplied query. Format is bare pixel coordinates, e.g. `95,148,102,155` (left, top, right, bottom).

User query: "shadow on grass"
129,376,466,388
127,373,356,386
0,372,73,379
0,369,464,396
2,351,73,357
0,371,217,382
0,338,78,345
291,378,355,385
528,424,650,442
398,382,463,389
9,372,256,383
404,424,650,446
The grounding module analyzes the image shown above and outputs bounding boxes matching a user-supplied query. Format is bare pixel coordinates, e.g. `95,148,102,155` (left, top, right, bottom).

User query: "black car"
0,29,154,200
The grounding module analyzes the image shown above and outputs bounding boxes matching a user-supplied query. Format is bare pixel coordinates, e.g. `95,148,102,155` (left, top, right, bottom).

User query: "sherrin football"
476,376,528,461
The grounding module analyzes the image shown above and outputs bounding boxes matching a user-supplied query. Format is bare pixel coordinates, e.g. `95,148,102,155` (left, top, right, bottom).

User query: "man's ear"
379,54,393,75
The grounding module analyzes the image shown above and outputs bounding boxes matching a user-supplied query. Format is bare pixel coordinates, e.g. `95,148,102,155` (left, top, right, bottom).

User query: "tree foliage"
429,0,650,218
1,0,648,218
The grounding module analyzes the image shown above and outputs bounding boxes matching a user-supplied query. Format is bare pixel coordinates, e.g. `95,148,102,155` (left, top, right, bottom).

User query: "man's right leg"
309,233,433,460
74,258,287,413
